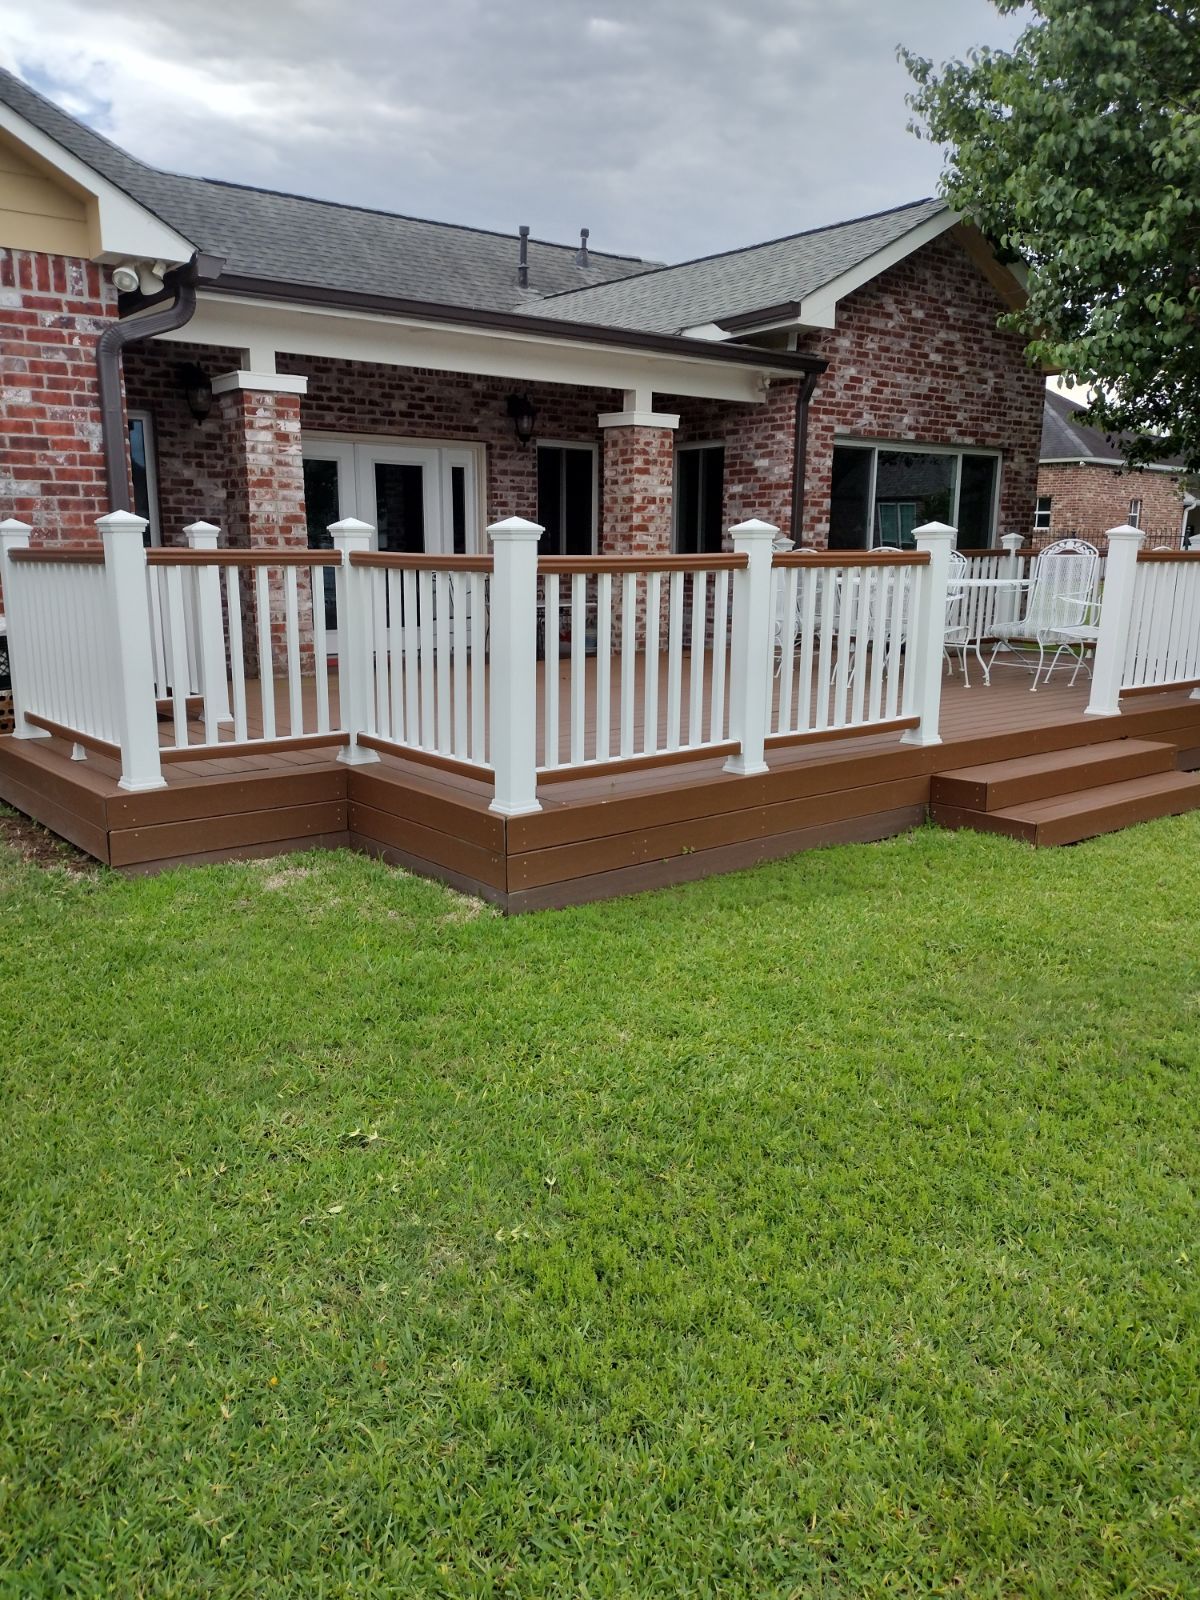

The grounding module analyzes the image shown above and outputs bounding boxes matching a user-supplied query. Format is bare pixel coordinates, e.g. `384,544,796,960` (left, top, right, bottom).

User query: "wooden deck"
4,663,1200,909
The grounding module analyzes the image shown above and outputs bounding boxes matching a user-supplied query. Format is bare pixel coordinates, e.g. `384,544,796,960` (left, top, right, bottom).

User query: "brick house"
1037,390,1196,551
1,65,1042,614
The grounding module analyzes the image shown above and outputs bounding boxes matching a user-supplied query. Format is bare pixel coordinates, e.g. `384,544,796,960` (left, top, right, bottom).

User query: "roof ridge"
535,196,946,303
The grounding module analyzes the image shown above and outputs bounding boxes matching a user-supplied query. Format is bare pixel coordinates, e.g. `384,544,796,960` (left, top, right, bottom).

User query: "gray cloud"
0,0,1024,261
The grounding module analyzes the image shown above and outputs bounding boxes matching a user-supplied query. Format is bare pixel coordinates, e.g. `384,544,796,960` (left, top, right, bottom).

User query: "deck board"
3,662,1200,908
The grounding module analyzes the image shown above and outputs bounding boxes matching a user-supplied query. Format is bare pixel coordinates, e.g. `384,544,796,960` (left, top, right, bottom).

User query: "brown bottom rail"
765,716,920,750
1121,677,1200,699
538,741,739,784
356,733,493,783
161,732,349,763
26,714,120,760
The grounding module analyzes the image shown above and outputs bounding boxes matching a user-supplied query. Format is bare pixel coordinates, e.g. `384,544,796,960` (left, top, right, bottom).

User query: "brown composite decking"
3,655,1200,909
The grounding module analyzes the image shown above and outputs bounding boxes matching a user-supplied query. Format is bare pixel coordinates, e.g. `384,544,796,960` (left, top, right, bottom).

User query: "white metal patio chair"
988,538,1100,690
942,549,971,680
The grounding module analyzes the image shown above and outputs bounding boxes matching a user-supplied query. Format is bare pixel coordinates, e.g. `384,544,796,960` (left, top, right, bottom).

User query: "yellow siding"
0,131,93,256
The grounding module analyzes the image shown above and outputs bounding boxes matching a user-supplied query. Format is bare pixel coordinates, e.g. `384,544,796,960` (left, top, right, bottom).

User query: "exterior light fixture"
506,392,537,448
178,363,213,424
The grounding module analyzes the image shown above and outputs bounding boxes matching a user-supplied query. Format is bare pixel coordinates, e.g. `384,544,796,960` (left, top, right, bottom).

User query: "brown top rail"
1137,549,1200,563
538,553,748,575
147,549,342,567
349,552,495,572
773,550,930,568
8,548,105,566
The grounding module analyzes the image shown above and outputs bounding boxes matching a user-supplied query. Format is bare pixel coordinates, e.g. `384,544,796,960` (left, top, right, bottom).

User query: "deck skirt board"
2,675,1200,906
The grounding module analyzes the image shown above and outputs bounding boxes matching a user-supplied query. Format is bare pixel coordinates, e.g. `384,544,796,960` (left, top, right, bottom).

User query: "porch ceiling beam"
152,291,807,405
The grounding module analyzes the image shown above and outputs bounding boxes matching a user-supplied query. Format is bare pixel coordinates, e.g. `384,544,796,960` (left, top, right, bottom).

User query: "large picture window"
829,442,1001,549
675,444,725,554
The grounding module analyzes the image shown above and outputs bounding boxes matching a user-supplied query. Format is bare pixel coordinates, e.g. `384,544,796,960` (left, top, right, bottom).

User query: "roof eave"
199,273,829,378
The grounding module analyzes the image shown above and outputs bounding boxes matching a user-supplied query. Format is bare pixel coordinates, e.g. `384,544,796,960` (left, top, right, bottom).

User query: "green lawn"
1,813,1199,1598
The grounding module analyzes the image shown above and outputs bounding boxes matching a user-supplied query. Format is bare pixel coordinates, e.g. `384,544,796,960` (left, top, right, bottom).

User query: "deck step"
930,739,1177,811
932,769,1200,846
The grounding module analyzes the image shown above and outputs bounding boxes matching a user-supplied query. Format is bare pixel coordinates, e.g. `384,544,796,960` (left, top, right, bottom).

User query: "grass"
1,814,1199,1598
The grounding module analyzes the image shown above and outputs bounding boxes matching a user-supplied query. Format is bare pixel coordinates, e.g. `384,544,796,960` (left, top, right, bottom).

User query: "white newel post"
723,518,777,777
183,521,233,726
900,521,955,747
0,518,48,740
329,518,381,765
97,510,166,792
488,516,542,816
1000,533,1026,626
1085,524,1143,718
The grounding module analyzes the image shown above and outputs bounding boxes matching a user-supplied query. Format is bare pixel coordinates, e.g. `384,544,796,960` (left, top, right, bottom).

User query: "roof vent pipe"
517,224,530,290
576,227,590,268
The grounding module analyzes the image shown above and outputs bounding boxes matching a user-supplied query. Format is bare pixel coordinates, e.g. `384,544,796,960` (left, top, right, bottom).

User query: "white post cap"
0,518,32,535
488,516,544,541
96,510,149,537
1105,524,1144,541
728,518,780,540
912,521,957,541
1001,533,1026,550
184,520,221,546
328,517,375,537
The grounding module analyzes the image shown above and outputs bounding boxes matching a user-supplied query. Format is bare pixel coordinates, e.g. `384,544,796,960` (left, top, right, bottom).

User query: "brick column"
216,371,311,673
599,406,679,647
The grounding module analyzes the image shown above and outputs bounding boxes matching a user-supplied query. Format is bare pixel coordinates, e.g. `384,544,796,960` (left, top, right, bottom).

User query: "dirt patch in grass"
0,809,97,874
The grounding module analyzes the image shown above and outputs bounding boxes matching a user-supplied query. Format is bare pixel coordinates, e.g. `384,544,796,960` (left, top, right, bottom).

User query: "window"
1034,495,1053,532
1129,497,1142,529
829,442,1001,549
127,410,160,546
675,444,725,554
536,443,596,555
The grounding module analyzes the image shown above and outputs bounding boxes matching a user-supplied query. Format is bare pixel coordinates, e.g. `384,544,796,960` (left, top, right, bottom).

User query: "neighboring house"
0,66,1045,580
1037,390,1193,550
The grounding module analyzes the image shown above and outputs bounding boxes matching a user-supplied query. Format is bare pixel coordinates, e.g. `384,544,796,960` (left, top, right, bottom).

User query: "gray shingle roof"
526,198,950,333
0,67,652,312
1042,389,1184,469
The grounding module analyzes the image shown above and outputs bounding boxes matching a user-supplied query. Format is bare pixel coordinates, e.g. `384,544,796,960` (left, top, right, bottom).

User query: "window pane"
676,451,701,554
303,457,341,630
563,448,593,555
829,447,872,550
375,463,425,553
701,446,725,553
536,447,563,555
874,450,955,547
451,466,467,554
957,454,998,546
128,417,153,545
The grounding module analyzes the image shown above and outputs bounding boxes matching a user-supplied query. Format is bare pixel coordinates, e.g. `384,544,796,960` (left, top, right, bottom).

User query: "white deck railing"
1087,527,1200,716
0,511,961,809
536,554,741,775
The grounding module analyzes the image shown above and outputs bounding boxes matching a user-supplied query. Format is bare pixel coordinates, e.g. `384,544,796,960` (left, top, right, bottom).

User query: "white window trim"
301,430,487,552
1034,495,1053,531
536,439,599,556
832,437,1003,548
673,440,726,553
1128,497,1143,529
127,409,161,547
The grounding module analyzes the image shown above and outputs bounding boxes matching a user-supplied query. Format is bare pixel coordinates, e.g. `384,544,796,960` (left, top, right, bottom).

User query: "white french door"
301,437,483,648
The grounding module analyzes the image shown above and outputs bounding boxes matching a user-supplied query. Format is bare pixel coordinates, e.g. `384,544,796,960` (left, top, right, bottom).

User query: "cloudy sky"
0,0,1025,264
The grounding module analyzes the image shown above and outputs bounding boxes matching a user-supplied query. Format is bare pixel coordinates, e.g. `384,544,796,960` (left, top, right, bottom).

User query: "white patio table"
953,576,1031,687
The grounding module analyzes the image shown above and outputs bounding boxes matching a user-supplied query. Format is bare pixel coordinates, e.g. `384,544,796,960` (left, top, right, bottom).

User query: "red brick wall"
668,380,800,538
0,248,118,544
1035,462,1186,549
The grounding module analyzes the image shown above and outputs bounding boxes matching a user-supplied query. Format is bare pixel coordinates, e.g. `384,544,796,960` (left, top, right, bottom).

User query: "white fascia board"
211,369,309,395
1040,455,1181,473
794,209,963,329
158,291,783,404
679,322,729,341
0,102,195,265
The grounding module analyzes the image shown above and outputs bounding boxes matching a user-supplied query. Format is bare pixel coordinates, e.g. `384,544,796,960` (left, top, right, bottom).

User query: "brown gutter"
717,299,803,334
790,371,821,542
201,272,828,380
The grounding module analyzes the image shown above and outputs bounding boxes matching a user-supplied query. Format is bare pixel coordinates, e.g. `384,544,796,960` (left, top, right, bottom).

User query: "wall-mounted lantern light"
178,363,213,424
506,392,537,448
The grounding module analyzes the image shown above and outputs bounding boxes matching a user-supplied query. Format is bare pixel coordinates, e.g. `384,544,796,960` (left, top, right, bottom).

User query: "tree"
902,1,1200,472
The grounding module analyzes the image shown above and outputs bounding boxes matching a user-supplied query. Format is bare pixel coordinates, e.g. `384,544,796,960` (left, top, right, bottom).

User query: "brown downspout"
95,256,204,511
789,370,821,544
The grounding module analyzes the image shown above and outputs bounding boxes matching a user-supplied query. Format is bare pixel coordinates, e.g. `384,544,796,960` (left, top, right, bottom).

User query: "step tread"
936,738,1174,786
993,768,1200,824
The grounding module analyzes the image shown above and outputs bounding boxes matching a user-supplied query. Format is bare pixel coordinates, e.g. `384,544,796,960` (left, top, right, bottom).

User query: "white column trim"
597,410,680,430
211,370,309,396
